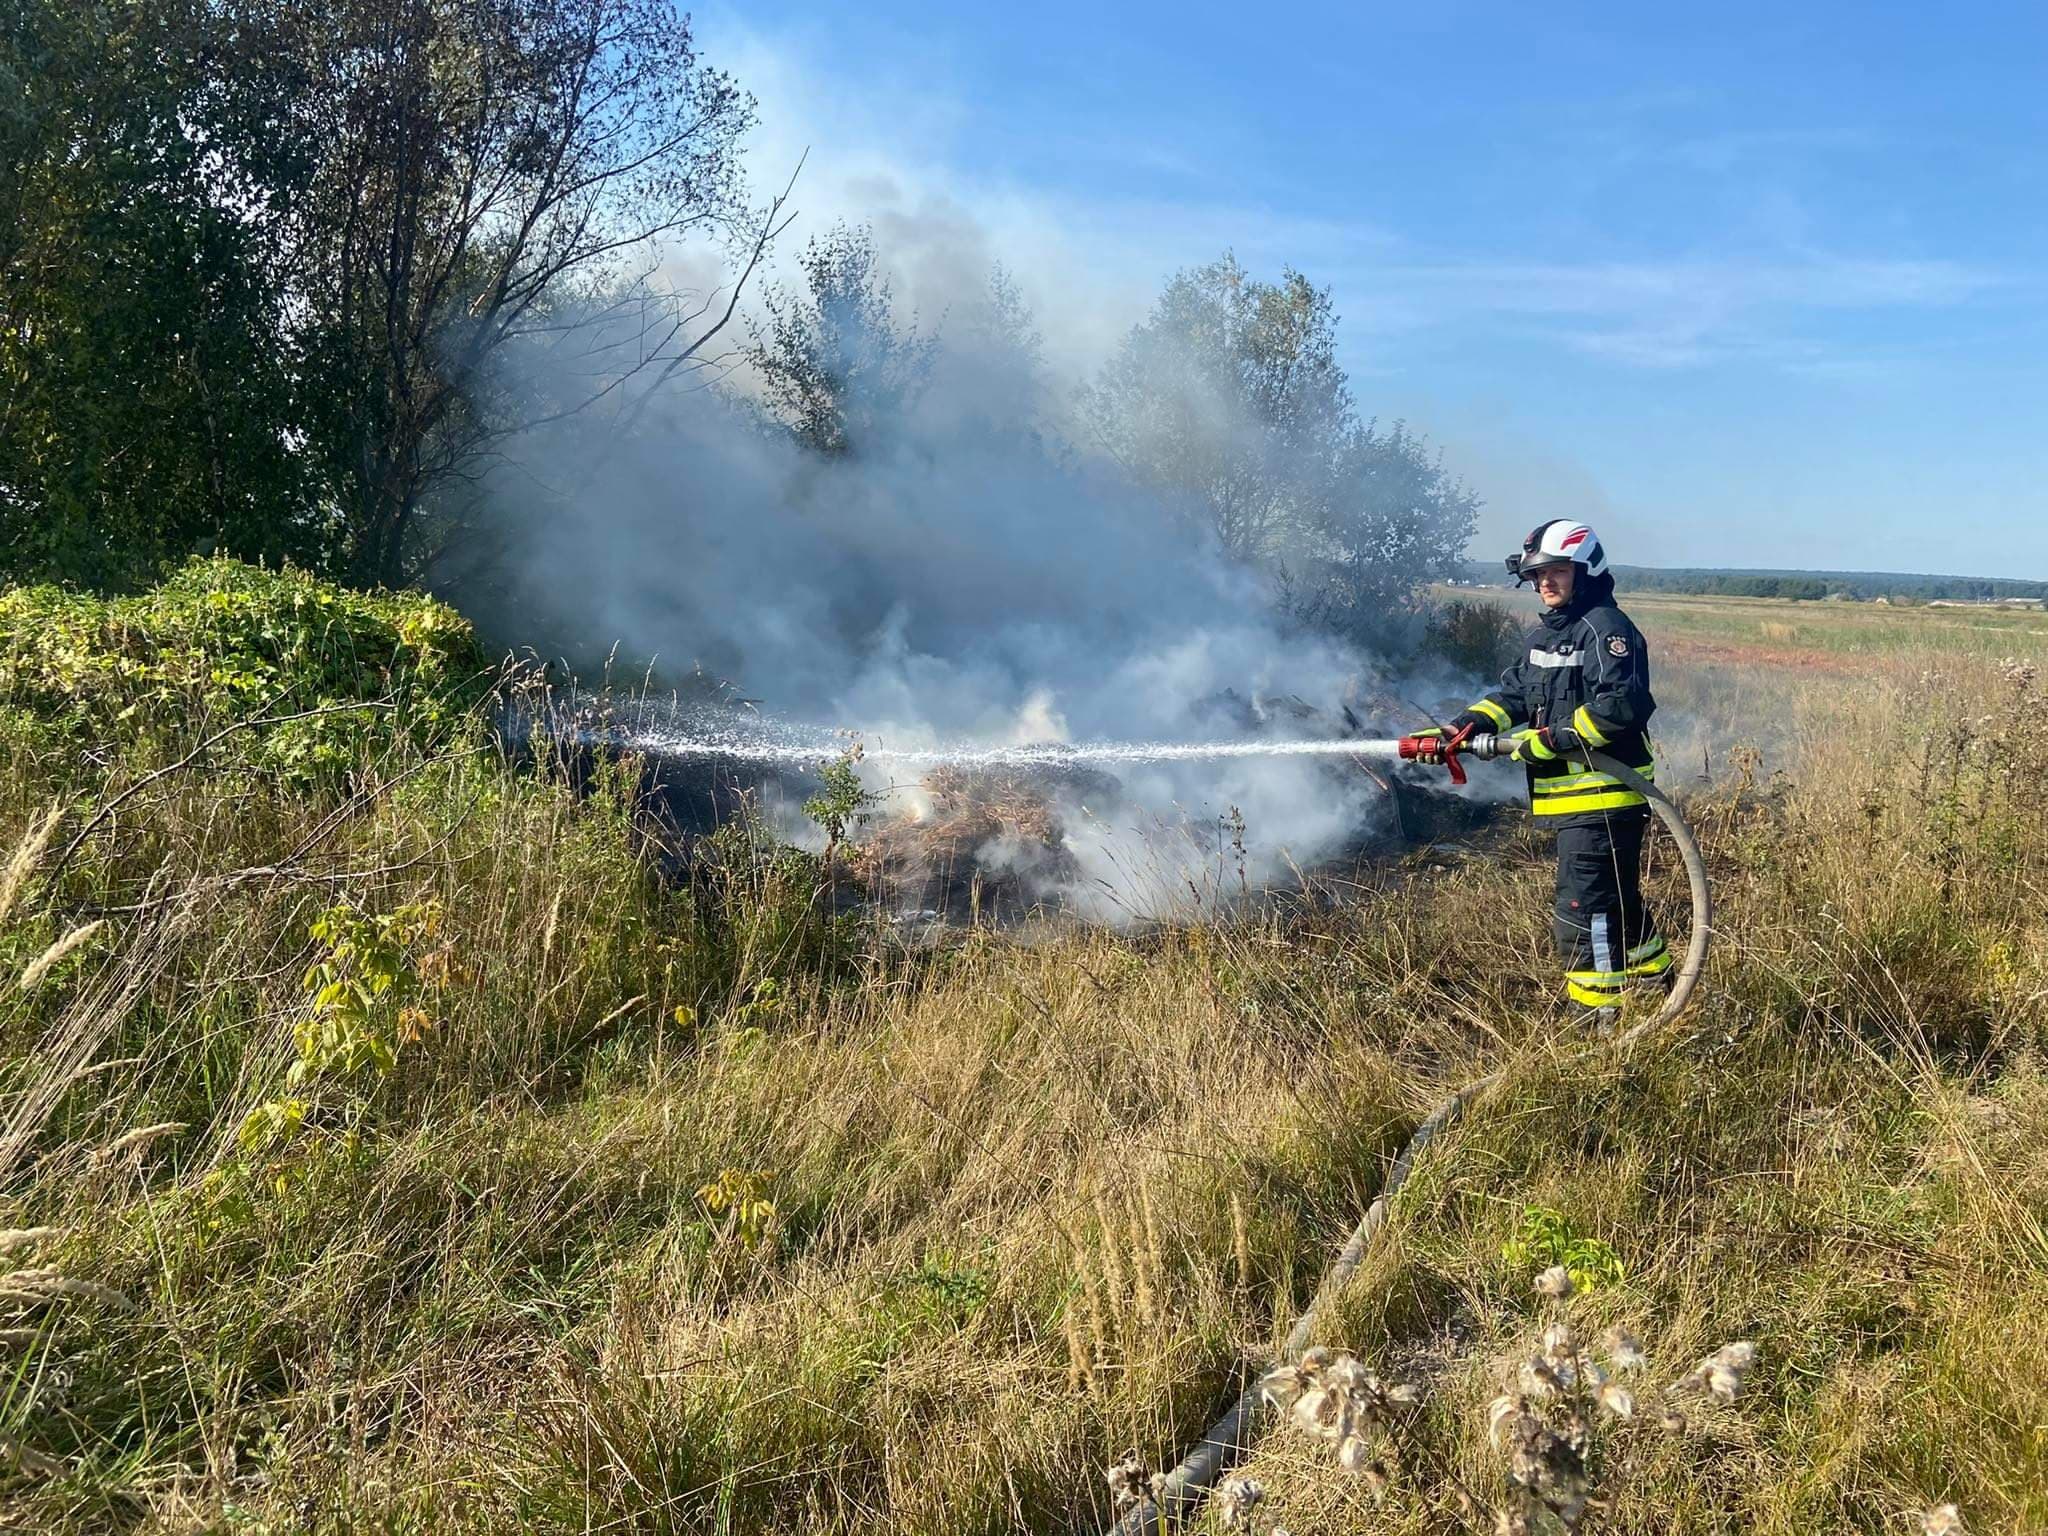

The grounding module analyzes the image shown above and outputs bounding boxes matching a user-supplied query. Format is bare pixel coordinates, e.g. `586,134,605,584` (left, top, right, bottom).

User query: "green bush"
0,557,487,783
1423,596,1524,680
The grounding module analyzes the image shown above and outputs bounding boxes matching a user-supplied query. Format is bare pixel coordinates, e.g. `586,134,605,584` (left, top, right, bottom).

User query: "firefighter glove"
1447,709,1494,737
1510,726,1564,764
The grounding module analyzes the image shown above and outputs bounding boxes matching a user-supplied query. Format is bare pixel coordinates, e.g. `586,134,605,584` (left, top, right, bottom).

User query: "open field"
0,571,2045,1534
1625,589,2048,656
1434,584,2048,784
1439,583,2048,665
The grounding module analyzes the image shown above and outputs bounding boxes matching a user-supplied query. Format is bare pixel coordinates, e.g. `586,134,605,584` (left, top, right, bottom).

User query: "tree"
0,1,318,587
1083,254,1478,627
1,0,770,591
746,223,936,455
1085,255,1354,562
1280,417,1486,626
264,0,761,585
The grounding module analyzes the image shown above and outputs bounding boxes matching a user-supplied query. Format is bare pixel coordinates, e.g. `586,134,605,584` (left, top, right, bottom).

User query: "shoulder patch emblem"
1607,634,1630,657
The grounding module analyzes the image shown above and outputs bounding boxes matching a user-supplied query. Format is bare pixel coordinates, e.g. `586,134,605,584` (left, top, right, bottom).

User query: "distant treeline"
1456,562,2047,603
1611,567,2048,602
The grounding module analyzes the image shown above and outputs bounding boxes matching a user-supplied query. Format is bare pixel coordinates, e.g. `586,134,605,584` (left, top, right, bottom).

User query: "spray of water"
572,719,1403,770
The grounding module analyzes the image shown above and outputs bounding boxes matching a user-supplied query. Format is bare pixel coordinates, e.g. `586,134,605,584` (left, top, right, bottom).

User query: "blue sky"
697,3,2047,577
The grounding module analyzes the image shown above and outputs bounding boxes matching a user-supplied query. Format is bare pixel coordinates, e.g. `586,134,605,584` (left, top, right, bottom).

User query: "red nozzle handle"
1397,721,1474,784
1442,721,1471,784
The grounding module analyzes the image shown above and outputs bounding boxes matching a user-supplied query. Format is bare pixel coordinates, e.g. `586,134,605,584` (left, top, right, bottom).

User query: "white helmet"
1508,519,1609,584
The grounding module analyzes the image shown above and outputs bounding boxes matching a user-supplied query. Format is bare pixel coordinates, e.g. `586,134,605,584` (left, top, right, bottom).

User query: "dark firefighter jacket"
1452,587,1657,819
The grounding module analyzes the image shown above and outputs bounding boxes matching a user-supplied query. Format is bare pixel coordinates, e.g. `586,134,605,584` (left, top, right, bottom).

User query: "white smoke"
457,204,1487,915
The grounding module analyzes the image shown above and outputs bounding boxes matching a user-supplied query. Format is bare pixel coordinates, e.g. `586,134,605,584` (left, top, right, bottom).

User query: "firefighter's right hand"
1408,726,1448,762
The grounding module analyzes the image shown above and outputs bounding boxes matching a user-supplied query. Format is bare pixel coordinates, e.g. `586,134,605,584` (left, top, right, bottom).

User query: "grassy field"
1440,582,2048,662
0,567,2045,1534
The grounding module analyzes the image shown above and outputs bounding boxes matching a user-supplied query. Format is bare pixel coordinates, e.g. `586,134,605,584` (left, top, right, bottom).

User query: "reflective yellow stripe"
1568,975,1626,1006
1529,762,1656,792
1471,698,1512,730
1571,706,1613,747
1627,937,1672,977
1520,730,1559,761
1531,774,1636,794
1527,752,1653,814
1533,789,1647,815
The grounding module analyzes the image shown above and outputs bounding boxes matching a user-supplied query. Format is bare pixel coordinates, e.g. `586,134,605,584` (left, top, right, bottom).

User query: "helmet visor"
1509,550,1572,583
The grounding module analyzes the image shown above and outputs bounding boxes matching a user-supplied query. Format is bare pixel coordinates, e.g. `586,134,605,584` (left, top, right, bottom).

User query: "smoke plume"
456,232,1481,915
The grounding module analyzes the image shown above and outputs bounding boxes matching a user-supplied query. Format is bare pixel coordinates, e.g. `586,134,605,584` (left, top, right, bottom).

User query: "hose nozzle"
1396,725,1504,784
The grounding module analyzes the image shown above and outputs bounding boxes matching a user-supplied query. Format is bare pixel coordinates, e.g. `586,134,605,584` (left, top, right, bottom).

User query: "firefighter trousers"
1552,811,1671,1009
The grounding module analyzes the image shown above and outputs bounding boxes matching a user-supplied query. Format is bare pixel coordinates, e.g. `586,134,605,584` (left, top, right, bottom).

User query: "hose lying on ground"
1105,755,1711,1534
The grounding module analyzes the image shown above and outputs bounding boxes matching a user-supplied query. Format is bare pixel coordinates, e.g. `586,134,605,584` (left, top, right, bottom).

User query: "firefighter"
1433,521,1671,1027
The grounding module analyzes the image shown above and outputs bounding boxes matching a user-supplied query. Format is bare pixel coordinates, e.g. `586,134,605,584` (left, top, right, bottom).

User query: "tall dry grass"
0,630,2041,1533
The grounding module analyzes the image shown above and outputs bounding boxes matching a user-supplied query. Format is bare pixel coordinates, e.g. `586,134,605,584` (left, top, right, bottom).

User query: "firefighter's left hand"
1509,727,1562,763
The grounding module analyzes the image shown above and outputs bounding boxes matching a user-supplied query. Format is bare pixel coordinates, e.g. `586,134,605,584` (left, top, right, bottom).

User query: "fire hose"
1104,729,1711,1535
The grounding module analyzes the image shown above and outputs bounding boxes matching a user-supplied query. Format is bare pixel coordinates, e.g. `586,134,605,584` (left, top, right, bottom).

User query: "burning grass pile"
856,763,1110,920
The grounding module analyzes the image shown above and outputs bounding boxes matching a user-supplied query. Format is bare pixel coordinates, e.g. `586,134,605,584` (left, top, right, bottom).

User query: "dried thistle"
1271,1342,1426,1514
1922,1503,1964,1536
1540,1321,1577,1363
1517,1356,1563,1402
1488,1392,1522,1449
1257,1363,1311,1411
1212,1476,1265,1529
1677,1340,1758,1404
1595,1382,1635,1420
1291,1384,1339,1440
1504,1404,1590,1530
1597,1327,1644,1373
1104,1451,1147,1505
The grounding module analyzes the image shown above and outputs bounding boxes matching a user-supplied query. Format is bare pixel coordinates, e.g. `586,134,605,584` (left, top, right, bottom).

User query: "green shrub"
1424,596,1524,680
1501,1203,1627,1294
0,556,487,783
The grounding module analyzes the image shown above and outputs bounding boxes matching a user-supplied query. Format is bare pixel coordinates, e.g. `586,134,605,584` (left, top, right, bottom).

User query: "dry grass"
0,612,2042,1533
